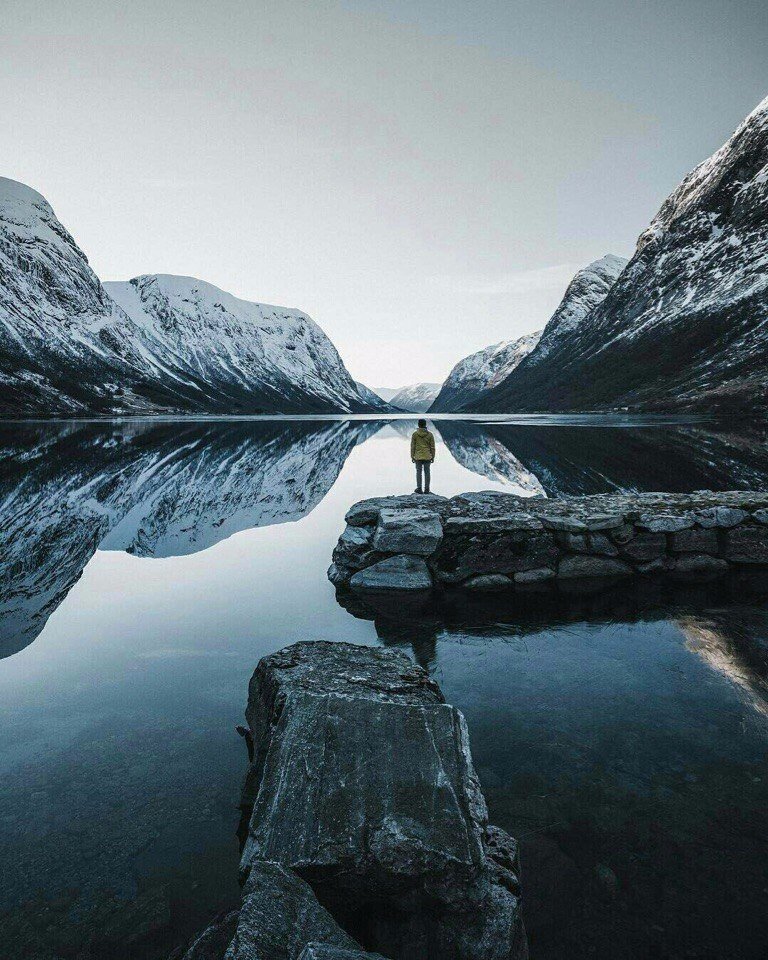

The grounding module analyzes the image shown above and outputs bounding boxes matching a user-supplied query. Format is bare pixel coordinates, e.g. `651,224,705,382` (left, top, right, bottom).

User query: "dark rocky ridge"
173,642,527,960
474,97,768,414
329,490,768,594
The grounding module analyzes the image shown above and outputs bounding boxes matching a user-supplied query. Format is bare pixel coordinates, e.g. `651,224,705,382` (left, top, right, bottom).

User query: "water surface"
1,416,767,960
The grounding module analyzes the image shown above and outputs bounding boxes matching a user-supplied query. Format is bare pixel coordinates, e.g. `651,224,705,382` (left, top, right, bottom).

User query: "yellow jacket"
410,428,435,462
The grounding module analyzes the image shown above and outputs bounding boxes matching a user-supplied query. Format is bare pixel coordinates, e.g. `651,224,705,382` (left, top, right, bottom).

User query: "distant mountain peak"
387,382,442,412
430,330,542,412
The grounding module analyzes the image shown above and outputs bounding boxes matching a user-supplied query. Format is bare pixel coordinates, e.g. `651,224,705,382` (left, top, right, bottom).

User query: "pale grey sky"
3,0,766,386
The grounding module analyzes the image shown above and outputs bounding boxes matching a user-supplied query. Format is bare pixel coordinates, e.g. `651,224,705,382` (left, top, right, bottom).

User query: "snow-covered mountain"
477,95,768,413
386,382,442,412
354,381,398,411
105,275,381,413
429,330,542,412
0,177,382,415
0,420,378,659
372,386,400,403
471,255,627,411
0,178,177,414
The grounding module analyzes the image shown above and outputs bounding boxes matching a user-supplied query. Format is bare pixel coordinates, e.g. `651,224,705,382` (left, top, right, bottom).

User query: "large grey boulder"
350,555,433,591
693,506,748,528
240,642,526,960
557,556,633,579
636,513,694,533
224,862,362,960
724,525,768,563
372,508,443,555
333,525,380,568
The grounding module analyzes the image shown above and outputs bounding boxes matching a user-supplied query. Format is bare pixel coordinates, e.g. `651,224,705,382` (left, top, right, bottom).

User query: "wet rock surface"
239,641,527,960
329,491,768,594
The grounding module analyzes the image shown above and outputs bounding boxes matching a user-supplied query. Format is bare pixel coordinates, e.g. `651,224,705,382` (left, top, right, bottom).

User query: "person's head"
418,418,427,429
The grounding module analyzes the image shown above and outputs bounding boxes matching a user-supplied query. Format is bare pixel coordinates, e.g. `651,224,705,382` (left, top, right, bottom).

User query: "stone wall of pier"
329,490,768,593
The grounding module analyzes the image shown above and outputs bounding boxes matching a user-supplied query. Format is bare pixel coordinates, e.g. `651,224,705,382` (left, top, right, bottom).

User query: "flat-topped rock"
240,642,526,960
346,493,449,527
174,641,526,960
329,490,768,593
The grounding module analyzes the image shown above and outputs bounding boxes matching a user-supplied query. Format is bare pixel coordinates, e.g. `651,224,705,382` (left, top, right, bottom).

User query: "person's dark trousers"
415,460,431,493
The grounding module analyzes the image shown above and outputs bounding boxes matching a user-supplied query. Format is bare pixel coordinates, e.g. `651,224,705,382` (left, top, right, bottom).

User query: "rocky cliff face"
472,255,627,411
0,177,381,415
429,331,541,412
477,96,768,413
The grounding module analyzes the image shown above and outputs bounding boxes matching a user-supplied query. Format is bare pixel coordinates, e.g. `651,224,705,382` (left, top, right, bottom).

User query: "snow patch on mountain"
430,330,542,412
387,382,442,412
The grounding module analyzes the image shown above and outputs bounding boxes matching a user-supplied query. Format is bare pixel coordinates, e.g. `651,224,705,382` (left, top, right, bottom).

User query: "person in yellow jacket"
410,418,435,494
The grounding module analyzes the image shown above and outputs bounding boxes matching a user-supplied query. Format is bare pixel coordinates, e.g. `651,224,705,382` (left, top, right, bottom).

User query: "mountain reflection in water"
2,416,768,960
4,417,768,661
0,419,379,658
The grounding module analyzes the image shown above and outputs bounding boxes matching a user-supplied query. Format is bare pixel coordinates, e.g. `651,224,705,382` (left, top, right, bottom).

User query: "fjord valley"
2,17,768,957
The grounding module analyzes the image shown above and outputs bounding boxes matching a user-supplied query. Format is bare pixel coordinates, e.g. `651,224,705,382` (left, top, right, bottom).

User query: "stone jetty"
172,641,527,960
328,490,768,593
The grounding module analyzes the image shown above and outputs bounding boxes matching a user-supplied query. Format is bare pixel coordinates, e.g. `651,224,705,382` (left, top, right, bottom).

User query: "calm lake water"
1,416,768,960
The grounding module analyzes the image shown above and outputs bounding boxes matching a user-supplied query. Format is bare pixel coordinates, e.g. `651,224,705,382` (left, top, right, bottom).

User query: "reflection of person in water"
410,418,435,494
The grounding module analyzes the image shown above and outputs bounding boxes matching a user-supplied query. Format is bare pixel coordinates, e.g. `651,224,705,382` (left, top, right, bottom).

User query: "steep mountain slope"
105,275,378,414
387,382,442,412
354,381,398,411
477,96,768,413
429,330,542,411
472,255,627,411
0,178,188,414
0,177,379,415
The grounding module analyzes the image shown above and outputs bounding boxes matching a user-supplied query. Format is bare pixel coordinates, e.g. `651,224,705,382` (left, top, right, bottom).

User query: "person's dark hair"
418,418,427,428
